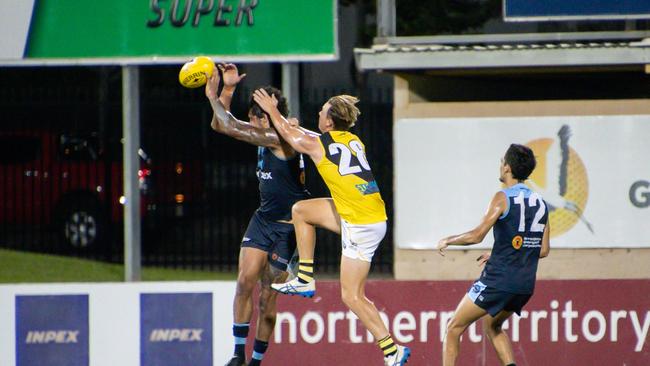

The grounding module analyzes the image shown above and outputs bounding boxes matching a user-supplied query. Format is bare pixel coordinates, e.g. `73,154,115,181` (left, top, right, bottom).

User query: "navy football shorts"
241,211,296,272
468,280,532,317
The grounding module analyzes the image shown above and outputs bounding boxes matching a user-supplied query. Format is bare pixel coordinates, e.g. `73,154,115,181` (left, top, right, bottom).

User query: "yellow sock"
378,335,397,357
297,259,314,284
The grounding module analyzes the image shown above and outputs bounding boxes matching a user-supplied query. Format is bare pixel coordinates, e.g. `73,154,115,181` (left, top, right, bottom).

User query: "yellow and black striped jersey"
316,131,387,225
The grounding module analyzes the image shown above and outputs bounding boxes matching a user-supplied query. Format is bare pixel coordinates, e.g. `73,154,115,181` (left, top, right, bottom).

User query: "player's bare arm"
218,63,247,111
540,222,551,258
436,191,508,256
205,71,281,148
252,88,322,160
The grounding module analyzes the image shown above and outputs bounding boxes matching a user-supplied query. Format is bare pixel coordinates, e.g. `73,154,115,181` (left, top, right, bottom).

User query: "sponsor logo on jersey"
257,170,273,180
512,235,523,249
355,180,379,195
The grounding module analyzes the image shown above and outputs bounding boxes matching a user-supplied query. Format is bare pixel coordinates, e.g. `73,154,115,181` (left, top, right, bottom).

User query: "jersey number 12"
513,192,546,233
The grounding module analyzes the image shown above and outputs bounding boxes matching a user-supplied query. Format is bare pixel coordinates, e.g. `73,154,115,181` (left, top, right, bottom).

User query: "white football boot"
270,277,315,298
384,345,411,366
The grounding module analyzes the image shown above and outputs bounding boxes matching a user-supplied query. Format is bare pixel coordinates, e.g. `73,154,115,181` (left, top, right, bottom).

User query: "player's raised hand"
219,63,246,89
476,252,490,266
204,69,221,100
436,239,448,256
252,88,278,113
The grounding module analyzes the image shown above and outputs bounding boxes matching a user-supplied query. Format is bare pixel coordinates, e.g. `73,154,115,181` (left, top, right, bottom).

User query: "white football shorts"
340,219,387,262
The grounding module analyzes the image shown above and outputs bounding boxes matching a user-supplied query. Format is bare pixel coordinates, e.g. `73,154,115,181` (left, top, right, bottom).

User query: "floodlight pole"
122,65,142,282
282,63,300,120
377,0,396,39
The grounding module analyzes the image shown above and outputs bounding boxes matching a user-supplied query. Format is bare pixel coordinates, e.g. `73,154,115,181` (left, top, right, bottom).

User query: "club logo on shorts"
271,253,278,261
512,235,523,250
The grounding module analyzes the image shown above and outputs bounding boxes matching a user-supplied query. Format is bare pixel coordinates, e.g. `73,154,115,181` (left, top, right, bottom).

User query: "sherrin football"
178,56,215,88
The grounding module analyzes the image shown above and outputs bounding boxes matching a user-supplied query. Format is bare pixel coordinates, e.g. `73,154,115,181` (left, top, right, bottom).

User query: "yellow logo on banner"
525,125,592,237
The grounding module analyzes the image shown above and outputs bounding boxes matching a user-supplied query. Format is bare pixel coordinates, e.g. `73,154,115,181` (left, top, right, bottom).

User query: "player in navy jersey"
205,64,309,366
436,144,550,366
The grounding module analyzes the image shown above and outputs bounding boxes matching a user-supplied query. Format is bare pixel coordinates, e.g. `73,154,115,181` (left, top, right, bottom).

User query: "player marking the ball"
253,89,411,366
203,62,309,366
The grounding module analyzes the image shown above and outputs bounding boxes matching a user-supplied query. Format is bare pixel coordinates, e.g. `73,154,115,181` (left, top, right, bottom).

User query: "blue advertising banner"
504,0,650,21
141,293,213,366
15,295,89,366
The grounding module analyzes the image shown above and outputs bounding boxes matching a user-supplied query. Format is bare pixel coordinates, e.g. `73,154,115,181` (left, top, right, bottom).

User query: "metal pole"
377,0,396,39
281,63,300,119
122,65,141,282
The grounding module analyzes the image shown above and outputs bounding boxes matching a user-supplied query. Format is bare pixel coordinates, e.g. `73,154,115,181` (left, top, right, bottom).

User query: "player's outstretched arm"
217,63,246,111
436,191,507,256
205,72,280,148
252,88,321,158
539,222,550,258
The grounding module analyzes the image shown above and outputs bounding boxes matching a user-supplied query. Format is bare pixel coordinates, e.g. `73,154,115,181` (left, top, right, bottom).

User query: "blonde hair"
327,95,360,130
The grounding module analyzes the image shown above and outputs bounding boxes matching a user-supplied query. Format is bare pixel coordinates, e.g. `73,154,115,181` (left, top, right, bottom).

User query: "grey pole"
122,65,142,282
377,0,396,39
282,63,300,120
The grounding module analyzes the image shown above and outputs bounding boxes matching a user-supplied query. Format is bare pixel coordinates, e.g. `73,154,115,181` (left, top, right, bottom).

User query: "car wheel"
57,197,107,251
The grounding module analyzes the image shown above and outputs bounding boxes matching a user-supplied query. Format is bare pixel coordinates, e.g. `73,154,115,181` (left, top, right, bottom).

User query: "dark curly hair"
249,86,288,118
504,144,536,181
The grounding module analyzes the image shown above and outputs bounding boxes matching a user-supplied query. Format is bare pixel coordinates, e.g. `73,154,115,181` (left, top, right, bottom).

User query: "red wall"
260,280,650,365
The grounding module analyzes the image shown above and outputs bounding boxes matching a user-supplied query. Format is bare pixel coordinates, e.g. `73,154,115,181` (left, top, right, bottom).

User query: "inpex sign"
140,293,213,366
15,295,89,366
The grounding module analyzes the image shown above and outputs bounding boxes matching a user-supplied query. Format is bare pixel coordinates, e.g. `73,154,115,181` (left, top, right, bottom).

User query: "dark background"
1,1,648,275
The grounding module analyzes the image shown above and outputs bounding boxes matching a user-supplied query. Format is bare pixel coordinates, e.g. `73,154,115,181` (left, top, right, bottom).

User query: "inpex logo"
257,170,273,180
525,125,593,237
149,328,203,342
25,330,79,344
141,293,213,366
16,295,89,366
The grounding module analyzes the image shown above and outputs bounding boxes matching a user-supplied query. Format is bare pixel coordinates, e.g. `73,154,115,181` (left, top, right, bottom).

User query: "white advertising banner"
395,115,650,249
0,281,236,366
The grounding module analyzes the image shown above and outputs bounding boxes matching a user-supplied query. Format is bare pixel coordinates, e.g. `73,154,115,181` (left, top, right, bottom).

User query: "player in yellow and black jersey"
253,91,410,366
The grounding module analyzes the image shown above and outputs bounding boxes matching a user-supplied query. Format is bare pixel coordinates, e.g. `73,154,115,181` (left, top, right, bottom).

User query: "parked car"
0,130,152,251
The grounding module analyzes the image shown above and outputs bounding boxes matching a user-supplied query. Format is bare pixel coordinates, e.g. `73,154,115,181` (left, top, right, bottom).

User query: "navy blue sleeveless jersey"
480,183,549,294
256,147,309,221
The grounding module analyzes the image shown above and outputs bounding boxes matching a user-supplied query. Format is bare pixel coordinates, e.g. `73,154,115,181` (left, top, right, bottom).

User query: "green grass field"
0,249,236,283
